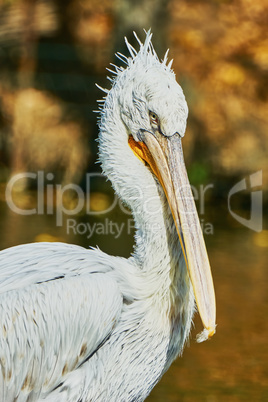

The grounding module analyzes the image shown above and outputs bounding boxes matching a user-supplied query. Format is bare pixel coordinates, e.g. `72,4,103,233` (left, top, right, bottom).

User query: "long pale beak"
129,132,216,341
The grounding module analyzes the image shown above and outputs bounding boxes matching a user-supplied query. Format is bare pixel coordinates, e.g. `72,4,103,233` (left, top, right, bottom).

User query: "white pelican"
0,31,216,401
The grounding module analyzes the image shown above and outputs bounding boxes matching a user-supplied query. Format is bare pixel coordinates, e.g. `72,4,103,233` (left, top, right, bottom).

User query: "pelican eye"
149,111,159,126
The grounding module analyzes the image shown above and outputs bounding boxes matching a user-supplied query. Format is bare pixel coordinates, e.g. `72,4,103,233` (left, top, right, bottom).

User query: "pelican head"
118,65,188,141
98,31,216,342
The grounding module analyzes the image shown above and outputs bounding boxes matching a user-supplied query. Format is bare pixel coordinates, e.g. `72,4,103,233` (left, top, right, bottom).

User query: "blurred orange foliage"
169,0,268,176
0,0,267,182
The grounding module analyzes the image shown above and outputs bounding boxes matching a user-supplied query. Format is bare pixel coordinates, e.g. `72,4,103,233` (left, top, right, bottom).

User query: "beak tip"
196,325,216,343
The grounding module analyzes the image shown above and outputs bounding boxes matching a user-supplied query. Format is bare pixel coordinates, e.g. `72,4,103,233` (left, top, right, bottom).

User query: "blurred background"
0,0,267,401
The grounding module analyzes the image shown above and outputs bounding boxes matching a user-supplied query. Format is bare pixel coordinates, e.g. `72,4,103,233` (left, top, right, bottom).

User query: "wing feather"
0,244,123,401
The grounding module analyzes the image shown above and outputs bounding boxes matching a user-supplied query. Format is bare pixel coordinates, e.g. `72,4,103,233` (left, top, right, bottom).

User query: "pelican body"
0,32,216,401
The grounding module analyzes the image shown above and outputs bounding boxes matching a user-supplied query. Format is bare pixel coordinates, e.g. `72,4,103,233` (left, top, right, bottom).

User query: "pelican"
0,31,216,401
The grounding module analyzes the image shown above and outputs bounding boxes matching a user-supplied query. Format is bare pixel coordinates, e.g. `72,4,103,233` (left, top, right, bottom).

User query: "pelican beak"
129,132,216,341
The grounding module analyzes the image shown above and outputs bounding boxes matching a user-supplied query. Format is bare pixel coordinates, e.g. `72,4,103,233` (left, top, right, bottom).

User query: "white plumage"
0,31,216,401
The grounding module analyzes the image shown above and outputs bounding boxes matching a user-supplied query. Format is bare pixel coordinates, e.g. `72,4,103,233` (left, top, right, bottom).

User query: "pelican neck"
130,182,182,278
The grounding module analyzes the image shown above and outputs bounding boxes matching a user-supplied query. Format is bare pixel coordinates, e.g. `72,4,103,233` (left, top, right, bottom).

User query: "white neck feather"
98,86,192,297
